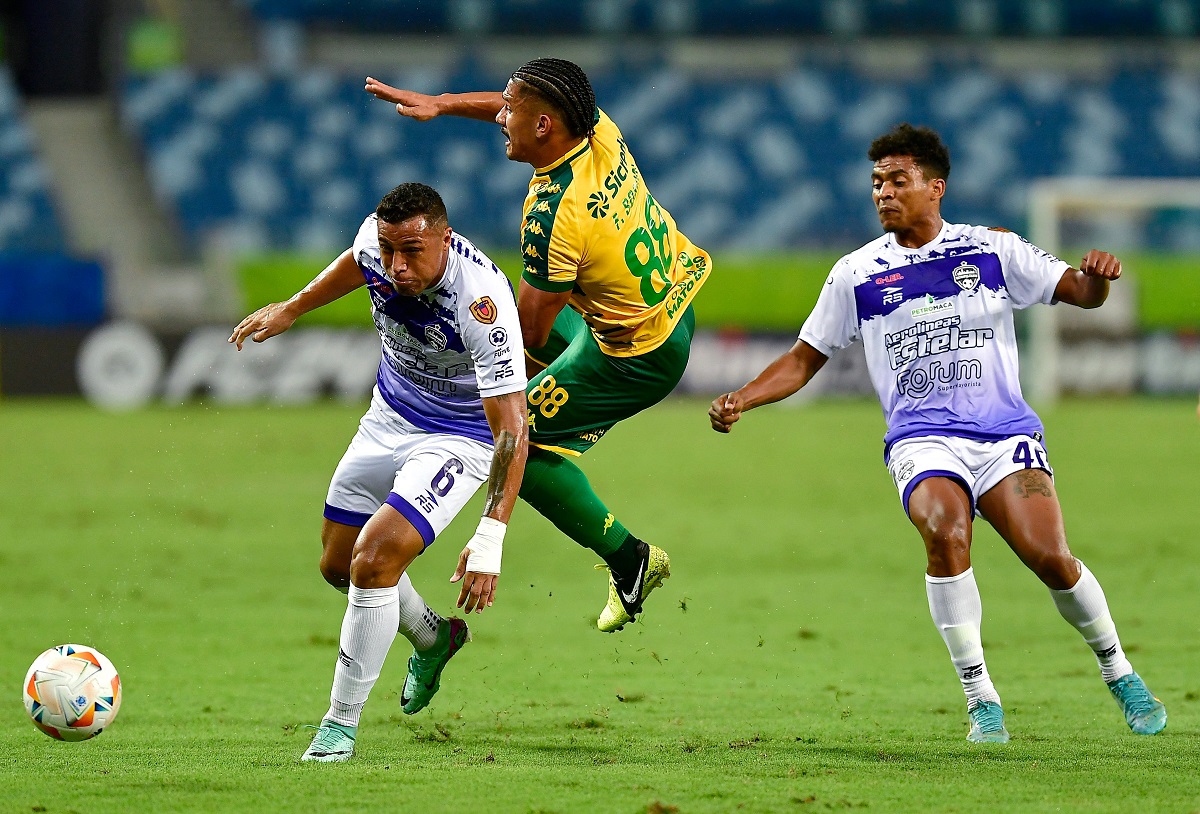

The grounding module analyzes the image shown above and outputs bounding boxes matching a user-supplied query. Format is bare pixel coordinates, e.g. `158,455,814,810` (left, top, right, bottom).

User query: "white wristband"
465,517,505,575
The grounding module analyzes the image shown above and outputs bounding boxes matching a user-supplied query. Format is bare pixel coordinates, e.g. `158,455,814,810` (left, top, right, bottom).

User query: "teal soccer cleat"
966,701,1010,744
301,721,356,763
401,618,471,715
1107,673,1167,735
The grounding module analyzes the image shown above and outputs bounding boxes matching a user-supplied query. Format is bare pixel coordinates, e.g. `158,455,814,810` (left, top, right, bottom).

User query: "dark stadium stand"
0,69,67,254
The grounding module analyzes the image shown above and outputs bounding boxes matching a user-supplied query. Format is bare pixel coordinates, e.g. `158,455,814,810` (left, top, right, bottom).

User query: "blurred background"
0,0,1198,407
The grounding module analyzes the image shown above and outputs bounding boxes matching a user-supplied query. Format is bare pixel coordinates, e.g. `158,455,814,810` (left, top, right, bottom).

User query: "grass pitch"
1,398,1198,813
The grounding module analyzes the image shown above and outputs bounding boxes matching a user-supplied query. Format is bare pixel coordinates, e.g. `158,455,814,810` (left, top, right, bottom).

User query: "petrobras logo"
953,261,980,291
910,294,954,318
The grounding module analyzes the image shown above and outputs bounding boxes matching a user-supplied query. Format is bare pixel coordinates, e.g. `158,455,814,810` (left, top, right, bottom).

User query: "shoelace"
1112,677,1156,717
971,703,1005,732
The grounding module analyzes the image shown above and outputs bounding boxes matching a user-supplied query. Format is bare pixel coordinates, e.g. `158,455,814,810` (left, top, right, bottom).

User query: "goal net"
1023,177,1200,404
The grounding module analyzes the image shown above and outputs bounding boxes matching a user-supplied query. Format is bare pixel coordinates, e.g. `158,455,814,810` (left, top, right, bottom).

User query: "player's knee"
349,532,420,588
921,516,971,569
318,550,351,589
1030,548,1078,590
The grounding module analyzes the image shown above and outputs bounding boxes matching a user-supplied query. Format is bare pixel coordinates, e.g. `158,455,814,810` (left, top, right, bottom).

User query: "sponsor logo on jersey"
523,243,543,259
587,190,610,219
882,286,904,306
911,294,954,318
524,218,546,237
875,272,904,285
424,325,448,352
469,296,498,324
489,327,508,347
952,261,980,291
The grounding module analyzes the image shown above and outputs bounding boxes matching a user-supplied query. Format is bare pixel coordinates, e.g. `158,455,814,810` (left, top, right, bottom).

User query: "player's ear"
930,177,946,202
536,112,553,138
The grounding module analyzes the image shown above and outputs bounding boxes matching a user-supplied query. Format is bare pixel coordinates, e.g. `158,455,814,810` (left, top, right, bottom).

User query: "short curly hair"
376,182,448,227
868,123,951,181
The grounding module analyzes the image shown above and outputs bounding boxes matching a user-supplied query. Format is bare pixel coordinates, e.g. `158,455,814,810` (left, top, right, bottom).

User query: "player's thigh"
324,402,403,528
976,437,1072,582
385,434,493,550
526,313,691,454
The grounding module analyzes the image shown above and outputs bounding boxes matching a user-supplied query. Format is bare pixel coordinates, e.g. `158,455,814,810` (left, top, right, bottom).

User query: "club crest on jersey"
952,261,980,291
469,296,498,324
424,324,448,351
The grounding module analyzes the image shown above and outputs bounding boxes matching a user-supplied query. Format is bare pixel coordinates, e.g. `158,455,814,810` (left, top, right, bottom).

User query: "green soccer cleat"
597,542,671,633
301,721,356,763
966,701,1010,744
1107,672,1167,735
401,617,471,715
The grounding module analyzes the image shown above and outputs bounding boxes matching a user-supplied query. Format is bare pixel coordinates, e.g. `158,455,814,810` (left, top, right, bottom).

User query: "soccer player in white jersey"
230,183,528,761
708,124,1166,743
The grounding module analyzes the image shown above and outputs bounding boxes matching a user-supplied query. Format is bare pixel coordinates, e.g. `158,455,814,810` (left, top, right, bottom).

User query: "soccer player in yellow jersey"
367,58,711,631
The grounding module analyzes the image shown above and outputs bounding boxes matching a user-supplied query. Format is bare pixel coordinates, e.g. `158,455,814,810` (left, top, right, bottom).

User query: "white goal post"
1024,178,1200,405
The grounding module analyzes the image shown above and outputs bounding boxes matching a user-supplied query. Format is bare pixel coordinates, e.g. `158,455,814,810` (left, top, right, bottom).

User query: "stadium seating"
0,68,67,254
235,0,1197,37
121,59,1200,254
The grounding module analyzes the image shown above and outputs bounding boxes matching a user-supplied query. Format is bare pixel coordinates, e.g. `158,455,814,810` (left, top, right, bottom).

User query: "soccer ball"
23,644,122,741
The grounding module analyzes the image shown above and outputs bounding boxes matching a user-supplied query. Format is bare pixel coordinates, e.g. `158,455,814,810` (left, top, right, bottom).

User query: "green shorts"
524,306,695,456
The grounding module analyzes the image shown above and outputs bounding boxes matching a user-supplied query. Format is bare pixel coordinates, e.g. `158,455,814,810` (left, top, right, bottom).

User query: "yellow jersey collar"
534,137,590,176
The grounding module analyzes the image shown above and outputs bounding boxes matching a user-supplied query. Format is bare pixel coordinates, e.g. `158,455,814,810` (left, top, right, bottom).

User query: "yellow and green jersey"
519,109,711,357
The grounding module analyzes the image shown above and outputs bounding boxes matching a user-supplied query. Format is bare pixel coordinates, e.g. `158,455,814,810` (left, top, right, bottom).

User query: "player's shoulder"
352,213,379,257
446,232,515,300
832,234,893,279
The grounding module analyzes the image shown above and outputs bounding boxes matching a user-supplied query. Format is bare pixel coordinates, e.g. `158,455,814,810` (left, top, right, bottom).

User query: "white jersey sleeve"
456,281,526,400
798,257,859,357
983,227,1070,309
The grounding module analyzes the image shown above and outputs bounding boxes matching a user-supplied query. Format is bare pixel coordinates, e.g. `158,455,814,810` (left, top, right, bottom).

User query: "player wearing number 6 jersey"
710,124,1165,743
366,58,711,632
231,184,528,761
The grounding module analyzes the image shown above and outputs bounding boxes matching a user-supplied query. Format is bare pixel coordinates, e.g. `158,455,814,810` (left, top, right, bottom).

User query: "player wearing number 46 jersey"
367,58,711,632
710,124,1165,743
231,183,528,762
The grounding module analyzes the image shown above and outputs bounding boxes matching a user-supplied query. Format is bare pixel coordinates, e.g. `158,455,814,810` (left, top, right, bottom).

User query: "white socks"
396,572,443,651
325,584,398,728
1049,560,1133,684
926,568,1001,709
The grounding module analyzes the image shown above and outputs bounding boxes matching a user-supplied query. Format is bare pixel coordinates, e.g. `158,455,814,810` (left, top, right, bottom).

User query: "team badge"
952,261,980,291
469,296,498,324
424,325,448,351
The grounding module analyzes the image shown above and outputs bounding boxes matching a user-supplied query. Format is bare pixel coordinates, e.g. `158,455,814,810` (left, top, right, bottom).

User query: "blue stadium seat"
121,57,1200,253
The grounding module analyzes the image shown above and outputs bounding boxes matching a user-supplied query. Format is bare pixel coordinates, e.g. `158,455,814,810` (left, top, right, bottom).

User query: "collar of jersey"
887,219,951,255
534,138,591,176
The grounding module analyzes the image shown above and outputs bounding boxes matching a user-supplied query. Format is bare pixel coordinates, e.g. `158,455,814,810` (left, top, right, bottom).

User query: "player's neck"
532,135,587,172
892,215,944,249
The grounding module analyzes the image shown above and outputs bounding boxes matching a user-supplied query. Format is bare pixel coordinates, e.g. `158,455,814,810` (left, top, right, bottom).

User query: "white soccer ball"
23,644,123,742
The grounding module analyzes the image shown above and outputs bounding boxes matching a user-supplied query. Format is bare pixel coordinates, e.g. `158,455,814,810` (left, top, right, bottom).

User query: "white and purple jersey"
352,215,527,445
799,221,1069,457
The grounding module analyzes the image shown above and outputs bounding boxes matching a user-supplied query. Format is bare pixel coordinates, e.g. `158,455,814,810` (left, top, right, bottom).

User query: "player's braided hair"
376,182,448,227
511,57,597,139
868,123,951,181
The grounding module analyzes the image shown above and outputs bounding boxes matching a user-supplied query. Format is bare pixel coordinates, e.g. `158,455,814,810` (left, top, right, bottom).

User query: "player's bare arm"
709,340,829,433
364,78,504,122
451,390,529,613
229,249,364,349
517,278,572,353
1052,249,1121,309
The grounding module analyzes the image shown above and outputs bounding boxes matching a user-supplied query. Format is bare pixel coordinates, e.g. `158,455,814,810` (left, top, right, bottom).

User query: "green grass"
1,398,1199,813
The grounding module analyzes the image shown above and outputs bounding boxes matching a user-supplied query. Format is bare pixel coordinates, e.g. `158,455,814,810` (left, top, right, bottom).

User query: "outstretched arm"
450,390,529,613
229,249,364,349
709,340,829,433
364,77,503,122
1052,249,1122,309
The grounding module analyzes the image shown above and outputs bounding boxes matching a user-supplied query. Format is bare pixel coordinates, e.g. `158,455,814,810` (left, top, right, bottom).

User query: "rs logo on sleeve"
470,296,498,324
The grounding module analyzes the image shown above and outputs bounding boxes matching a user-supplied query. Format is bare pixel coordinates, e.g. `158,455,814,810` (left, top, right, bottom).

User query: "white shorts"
324,390,493,547
886,434,1053,517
